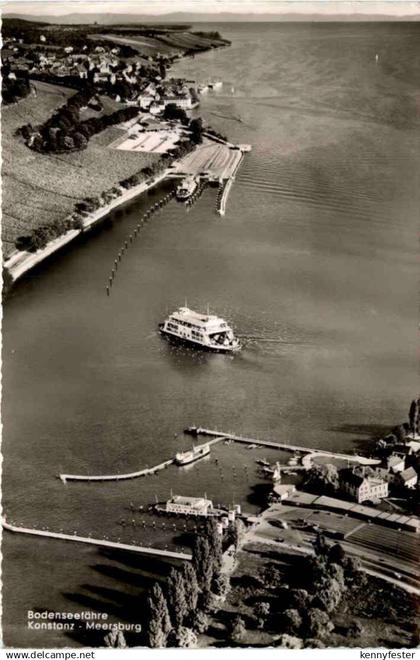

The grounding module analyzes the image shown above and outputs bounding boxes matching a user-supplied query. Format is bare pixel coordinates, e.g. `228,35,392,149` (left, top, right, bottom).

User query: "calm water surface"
3,23,420,646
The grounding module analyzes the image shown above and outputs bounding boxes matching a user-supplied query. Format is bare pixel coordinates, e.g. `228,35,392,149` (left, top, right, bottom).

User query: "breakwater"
2,518,192,560
59,438,225,482
187,427,380,465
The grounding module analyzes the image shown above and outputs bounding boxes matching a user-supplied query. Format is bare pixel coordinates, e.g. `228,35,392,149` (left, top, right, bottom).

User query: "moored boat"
176,175,199,200
175,443,210,466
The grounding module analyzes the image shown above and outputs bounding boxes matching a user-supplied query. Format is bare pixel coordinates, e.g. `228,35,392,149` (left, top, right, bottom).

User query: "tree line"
146,518,241,648
18,87,139,153
13,138,196,253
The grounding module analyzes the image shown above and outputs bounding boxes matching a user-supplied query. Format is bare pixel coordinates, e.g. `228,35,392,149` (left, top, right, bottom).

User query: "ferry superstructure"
159,307,241,353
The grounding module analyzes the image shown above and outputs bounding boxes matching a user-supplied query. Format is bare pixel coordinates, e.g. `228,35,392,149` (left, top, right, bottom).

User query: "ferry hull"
159,326,240,354
176,450,210,466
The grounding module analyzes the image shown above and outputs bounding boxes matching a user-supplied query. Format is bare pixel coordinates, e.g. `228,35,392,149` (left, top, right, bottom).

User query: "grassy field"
2,81,160,257
89,30,229,58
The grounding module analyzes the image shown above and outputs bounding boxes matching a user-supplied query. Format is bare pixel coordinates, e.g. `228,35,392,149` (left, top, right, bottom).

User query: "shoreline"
4,167,171,285
3,43,242,289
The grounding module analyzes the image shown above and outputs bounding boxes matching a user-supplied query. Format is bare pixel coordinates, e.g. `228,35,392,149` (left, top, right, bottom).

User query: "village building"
387,454,405,473
273,483,296,501
339,468,388,504
396,467,418,489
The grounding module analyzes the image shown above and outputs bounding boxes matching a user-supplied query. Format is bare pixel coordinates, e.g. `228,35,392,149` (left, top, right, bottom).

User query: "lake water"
2,22,420,647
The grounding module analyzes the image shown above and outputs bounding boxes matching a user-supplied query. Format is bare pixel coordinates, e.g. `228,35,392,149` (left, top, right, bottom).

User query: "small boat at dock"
175,443,210,466
176,175,199,201
256,458,270,467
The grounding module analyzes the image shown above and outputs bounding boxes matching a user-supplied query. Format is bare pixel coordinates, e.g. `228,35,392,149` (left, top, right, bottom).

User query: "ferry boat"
175,443,210,466
159,307,241,353
176,175,199,200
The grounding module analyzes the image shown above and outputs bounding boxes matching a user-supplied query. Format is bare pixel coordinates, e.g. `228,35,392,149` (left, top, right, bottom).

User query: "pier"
59,438,225,482
2,519,192,560
186,427,380,466
168,136,250,215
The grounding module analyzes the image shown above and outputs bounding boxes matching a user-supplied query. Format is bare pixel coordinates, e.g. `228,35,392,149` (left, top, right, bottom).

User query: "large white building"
165,495,214,516
340,469,388,504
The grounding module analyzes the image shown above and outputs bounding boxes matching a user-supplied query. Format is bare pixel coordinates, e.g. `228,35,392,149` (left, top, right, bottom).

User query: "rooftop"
170,495,213,508
399,467,418,482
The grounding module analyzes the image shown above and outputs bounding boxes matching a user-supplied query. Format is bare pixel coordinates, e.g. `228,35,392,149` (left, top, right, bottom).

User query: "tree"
192,536,213,591
180,562,199,615
343,555,366,587
254,601,270,629
328,543,346,566
73,131,88,149
228,519,245,550
305,608,333,639
304,464,339,493
229,615,246,643
104,625,127,648
191,610,209,634
347,621,364,637
313,532,329,557
305,638,326,648
166,567,188,628
189,117,203,144
163,102,188,124
409,399,420,437
199,589,217,613
212,572,229,598
278,634,303,648
204,518,223,573
305,555,329,589
288,588,311,610
281,608,302,635
328,563,346,590
312,577,343,613
147,583,172,648
171,626,197,648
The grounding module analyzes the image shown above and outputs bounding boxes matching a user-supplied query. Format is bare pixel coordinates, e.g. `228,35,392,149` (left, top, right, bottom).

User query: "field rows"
2,81,161,257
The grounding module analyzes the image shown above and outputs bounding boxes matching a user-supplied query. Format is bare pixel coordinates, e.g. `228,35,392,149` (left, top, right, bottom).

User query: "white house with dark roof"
396,467,418,489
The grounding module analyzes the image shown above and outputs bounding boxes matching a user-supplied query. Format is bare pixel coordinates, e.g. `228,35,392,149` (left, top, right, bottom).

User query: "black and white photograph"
1,0,419,651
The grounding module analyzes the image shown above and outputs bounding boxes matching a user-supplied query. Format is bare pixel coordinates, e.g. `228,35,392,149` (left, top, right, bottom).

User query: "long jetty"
217,146,250,217
186,427,380,466
2,519,191,560
59,438,225,483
